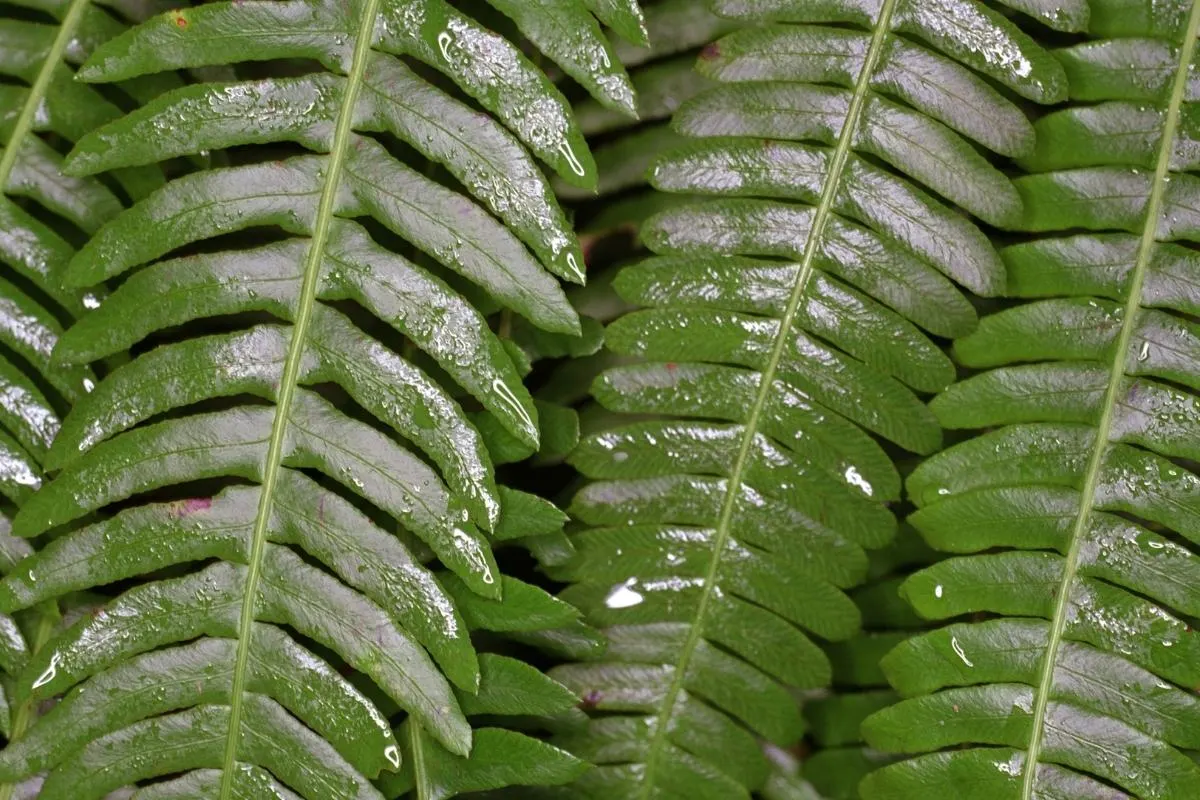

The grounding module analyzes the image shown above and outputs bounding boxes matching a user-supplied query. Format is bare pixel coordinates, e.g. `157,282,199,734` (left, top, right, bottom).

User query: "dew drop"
33,651,61,689
604,578,643,609
951,636,974,667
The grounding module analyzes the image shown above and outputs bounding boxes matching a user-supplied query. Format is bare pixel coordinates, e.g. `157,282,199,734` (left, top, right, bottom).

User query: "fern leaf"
0,0,183,779
556,0,733,214
548,0,1063,796
0,0,170,486
862,3,1200,799
0,1,639,796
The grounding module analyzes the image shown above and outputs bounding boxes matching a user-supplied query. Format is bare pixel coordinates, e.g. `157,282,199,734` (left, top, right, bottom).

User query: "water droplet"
491,379,535,437
604,578,643,609
558,142,586,177
437,30,455,63
33,651,61,689
565,252,584,281
951,636,974,667
843,465,873,496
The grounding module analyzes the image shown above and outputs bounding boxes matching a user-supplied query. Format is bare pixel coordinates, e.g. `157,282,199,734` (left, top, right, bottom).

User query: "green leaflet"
550,0,1062,797
802,529,936,800
556,0,734,247
863,2,1200,799
484,0,635,116
0,0,179,789
0,0,639,797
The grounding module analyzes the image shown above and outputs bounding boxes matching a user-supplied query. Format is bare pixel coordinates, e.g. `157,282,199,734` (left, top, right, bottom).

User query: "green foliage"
862,1,1200,798
0,0,179,789
0,0,648,797
545,0,1065,797
5,0,1200,797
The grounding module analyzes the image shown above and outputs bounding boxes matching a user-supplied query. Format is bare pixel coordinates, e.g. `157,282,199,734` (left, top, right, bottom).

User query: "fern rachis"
863,1,1200,797
0,1,649,797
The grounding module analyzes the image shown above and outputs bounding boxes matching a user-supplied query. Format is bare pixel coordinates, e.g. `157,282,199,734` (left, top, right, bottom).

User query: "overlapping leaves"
0,0,179,508
802,529,937,800
0,0,182,781
862,2,1200,798
0,0,648,797
557,0,734,207
547,0,1063,796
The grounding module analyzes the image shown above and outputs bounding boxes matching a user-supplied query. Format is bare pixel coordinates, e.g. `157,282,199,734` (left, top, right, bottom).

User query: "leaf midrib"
1019,6,1200,798
634,3,900,795
0,0,90,193
217,0,382,794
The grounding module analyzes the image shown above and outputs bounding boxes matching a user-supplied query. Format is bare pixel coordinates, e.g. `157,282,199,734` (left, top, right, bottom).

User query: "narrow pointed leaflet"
218,0,382,794
0,0,183,793
550,0,1062,796
864,2,1200,798
0,0,648,797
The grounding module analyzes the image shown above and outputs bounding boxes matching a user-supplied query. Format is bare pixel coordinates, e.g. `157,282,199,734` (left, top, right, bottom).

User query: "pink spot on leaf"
171,497,212,518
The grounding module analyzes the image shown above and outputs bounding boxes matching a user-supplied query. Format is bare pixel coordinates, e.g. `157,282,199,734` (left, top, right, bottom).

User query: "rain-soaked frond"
545,0,1065,796
862,2,1200,798
0,1,648,797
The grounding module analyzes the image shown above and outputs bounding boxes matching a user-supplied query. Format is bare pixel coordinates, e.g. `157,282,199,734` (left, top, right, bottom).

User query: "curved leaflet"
863,3,1200,798
0,0,643,797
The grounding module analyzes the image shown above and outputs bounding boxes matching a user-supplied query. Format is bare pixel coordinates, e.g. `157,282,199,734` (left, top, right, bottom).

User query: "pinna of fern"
862,0,1200,798
556,0,735,207
544,0,1065,797
0,0,193,508
0,0,196,761
0,0,649,797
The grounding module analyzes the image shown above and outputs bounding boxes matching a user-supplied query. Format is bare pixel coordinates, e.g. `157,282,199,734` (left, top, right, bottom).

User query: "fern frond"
558,0,734,214
862,2,1200,798
0,0,184,773
0,0,179,493
0,1,642,797
547,0,1064,796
